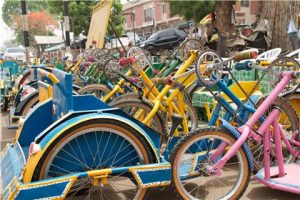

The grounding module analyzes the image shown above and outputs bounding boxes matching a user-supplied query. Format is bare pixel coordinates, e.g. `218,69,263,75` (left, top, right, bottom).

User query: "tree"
259,0,300,50
2,0,48,28
47,0,98,36
2,1,55,44
169,1,215,23
214,1,235,56
14,11,58,44
46,0,124,37
107,0,124,36
215,1,235,35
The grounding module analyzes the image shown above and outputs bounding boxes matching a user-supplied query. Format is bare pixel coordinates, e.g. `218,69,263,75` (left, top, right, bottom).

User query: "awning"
44,43,65,52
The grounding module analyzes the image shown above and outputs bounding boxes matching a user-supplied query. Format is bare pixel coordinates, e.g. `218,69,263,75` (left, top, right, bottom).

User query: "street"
1,111,299,200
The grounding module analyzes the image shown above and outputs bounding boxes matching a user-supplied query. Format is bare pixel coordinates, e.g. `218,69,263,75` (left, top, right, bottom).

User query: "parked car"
4,47,26,61
139,29,187,52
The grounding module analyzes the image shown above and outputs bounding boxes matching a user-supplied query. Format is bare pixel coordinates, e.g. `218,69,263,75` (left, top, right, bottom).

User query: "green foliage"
2,0,52,44
46,0,124,36
46,0,98,36
2,0,48,27
107,0,125,36
169,0,215,23
2,0,125,44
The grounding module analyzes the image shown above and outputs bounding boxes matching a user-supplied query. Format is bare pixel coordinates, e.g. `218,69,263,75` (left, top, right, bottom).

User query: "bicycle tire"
170,127,250,200
111,92,198,134
78,84,112,100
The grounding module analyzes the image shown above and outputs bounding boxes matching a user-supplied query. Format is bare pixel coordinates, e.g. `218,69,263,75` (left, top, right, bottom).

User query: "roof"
44,43,65,52
33,35,64,45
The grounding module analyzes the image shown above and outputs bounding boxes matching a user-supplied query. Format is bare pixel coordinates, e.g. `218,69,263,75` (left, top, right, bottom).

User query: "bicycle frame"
207,75,260,127
211,72,300,174
102,57,181,102
100,52,197,135
141,51,198,135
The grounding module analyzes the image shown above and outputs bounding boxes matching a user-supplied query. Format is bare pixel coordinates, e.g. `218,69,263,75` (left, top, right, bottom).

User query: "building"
122,0,184,37
235,0,260,25
122,0,261,38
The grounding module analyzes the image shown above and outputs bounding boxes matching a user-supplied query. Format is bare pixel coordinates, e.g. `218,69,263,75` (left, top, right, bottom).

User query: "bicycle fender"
15,90,39,114
220,119,254,171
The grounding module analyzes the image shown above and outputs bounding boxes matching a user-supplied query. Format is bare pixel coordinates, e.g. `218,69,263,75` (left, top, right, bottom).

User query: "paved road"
1,111,299,199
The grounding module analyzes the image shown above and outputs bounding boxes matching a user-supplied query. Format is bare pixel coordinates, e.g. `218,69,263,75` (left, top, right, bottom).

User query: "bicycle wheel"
283,91,300,120
109,92,139,104
171,127,250,200
78,84,112,100
110,98,164,135
179,39,204,60
33,119,154,199
251,96,299,170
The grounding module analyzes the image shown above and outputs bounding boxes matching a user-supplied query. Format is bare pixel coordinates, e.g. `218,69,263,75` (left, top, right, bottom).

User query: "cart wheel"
33,119,155,199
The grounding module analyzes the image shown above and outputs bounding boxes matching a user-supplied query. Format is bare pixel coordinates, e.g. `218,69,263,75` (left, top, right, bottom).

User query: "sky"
0,0,14,51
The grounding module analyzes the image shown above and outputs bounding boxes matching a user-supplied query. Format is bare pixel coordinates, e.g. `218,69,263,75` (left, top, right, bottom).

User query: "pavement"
1,111,299,199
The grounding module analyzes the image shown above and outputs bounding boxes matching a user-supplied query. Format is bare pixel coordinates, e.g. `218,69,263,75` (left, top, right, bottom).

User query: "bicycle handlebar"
37,68,60,84
233,50,258,62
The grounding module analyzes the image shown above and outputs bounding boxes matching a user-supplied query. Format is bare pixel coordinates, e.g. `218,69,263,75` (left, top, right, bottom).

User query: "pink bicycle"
171,56,300,199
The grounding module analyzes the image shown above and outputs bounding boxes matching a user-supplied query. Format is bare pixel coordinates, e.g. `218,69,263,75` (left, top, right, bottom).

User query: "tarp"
86,0,112,48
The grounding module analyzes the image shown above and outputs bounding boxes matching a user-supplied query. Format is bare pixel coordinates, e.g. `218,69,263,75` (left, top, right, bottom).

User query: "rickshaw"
1,51,257,200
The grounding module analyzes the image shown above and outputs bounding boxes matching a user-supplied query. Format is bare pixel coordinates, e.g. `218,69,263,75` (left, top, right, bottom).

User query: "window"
144,8,153,22
158,30,174,38
241,0,249,7
162,4,166,14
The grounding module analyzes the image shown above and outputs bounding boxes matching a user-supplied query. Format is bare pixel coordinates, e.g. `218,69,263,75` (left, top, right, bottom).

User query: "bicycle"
170,56,300,199
109,50,201,137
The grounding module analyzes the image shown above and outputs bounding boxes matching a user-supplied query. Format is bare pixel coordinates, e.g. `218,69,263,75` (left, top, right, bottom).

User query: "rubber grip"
234,51,258,61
